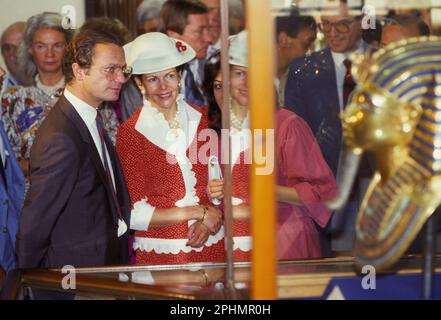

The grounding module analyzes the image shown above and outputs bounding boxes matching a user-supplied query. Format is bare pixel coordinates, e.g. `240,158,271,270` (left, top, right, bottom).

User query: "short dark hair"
362,19,382,45
80,17,132,46
276,14,317,39
63,31,122,84
159,0,208,35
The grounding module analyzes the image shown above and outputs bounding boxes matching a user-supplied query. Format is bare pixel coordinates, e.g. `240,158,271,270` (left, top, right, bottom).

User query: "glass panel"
269,0,441,276
3,0,441,301
4,256,441,299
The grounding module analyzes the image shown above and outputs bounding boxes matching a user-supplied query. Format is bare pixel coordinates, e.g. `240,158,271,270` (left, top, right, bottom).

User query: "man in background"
275,13,316,105
137,0,166,33
381,14,430,47
160,0,212,106
0,22,25,95
201,0,221,55
284,1,373,255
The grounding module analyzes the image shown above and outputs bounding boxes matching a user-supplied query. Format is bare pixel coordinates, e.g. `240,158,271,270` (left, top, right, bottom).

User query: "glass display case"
2,255,441,300
2,0,441,301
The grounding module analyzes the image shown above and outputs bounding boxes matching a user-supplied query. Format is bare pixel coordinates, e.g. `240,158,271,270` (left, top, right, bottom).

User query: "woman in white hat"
207,31,337,260
116,32,225,265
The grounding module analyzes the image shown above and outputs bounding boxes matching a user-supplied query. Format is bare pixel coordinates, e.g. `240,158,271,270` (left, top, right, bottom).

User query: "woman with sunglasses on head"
117,32,225,265
206,31,337,260
1,13,119,182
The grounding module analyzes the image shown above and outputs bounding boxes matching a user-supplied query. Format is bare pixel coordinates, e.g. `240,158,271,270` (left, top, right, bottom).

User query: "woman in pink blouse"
206,31,337,260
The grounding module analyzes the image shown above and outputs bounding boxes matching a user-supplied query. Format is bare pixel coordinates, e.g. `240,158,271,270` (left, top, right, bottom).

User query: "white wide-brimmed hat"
229,30,248,67
124,32,196,74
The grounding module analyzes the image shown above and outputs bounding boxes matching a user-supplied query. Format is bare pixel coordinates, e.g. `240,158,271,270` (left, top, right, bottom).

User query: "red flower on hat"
176,41,187,53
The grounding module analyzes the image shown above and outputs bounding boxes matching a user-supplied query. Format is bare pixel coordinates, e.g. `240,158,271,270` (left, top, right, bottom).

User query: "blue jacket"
0,122,25,272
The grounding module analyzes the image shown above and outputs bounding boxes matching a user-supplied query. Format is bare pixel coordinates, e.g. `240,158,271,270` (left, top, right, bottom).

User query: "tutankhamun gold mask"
328,36,441,269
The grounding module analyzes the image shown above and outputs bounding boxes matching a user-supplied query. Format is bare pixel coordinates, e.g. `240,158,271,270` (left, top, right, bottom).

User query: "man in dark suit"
16,31,132,269
284,2,372,254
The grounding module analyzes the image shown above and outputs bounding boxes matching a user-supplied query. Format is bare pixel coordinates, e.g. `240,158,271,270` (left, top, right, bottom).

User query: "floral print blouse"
1,86,119,161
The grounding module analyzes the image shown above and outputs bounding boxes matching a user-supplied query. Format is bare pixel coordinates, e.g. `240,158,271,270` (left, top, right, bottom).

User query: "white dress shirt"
207,38,221,57
64,89,116,189
331,41,366,111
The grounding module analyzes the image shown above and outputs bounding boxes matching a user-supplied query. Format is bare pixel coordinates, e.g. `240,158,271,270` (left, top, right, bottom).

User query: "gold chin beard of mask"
329,36,441,270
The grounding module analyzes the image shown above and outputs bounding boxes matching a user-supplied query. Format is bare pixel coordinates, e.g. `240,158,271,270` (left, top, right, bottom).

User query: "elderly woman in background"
206,31,337,260
1,13,118,179
137,0,166,33
117,32,224,265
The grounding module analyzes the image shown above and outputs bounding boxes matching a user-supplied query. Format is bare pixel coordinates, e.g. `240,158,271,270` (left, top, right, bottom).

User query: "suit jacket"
16,95,131,269
0,122,25,272
284,48,342,176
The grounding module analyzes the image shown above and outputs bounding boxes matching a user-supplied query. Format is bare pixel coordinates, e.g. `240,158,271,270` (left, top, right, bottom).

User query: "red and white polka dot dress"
117,99,225,265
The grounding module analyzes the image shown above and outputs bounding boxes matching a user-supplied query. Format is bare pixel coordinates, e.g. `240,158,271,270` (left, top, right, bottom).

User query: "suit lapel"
323,48,341,110
59,95,91,143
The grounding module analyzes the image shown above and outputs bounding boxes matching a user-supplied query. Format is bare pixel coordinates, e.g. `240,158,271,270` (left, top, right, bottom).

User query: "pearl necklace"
168,109,181,129
230,107,245,131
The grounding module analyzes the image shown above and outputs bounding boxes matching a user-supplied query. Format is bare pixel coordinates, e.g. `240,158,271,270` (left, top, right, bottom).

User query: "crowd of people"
0,0,437,288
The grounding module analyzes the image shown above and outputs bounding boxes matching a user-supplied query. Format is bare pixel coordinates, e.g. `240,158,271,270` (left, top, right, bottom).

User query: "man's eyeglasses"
318,19,357,33
100,65,133,81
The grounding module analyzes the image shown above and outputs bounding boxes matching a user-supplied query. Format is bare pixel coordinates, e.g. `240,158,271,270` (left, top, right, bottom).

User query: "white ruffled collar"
134,94,202,156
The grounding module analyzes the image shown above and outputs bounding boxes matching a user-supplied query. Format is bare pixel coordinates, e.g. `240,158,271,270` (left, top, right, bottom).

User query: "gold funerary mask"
329,36,441,269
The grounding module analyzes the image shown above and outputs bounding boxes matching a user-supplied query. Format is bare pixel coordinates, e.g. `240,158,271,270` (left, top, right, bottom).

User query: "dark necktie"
343,59,356,108
96,111,122,220
184,65,205,106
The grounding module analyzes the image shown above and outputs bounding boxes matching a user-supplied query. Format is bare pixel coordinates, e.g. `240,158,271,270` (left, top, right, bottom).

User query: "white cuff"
130,198,155,231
